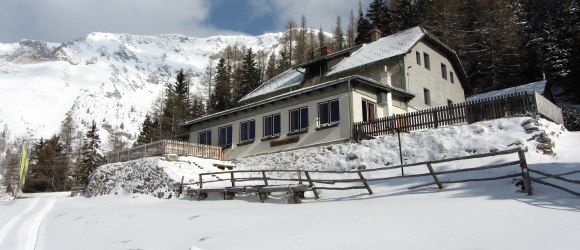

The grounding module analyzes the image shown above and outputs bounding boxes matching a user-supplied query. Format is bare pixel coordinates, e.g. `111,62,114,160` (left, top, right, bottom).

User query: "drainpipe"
348,78,354,141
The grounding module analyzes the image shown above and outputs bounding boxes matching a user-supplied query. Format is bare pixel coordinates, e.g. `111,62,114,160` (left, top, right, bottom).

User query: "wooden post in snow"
304,171,319,199
426,163,443,189
518,149,532,195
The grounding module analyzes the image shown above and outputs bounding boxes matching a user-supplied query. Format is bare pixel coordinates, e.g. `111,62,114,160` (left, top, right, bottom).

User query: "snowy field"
1,118,579,250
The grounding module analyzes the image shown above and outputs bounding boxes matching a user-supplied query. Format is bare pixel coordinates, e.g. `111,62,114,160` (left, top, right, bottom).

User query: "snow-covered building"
182,26,467,160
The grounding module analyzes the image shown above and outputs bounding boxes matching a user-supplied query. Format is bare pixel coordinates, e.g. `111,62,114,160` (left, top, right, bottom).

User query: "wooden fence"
106,140,223,164
354,92,564,141
184,148,534,202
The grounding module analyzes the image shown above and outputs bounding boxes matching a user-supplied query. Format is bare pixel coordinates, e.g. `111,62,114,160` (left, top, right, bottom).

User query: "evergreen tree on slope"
75,120,103,186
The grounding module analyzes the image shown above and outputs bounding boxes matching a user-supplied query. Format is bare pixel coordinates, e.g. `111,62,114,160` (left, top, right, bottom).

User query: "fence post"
296,170,303,184
304,171,319,199
426,163,443,189
261,171,268,186
517,149,532,195
433,110,439,128
357,170,373,195
178,176,184,198
230,172,235,187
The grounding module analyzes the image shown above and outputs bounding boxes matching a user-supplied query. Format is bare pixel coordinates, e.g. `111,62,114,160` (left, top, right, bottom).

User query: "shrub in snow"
562,105,580,131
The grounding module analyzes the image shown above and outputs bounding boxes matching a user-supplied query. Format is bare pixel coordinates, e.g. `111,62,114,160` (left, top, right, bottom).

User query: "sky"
0,0,371,43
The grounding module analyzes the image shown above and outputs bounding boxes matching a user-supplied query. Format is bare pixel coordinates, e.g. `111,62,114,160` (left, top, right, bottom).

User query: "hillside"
1,117,578,250
0,32,280,148
86,117,572,197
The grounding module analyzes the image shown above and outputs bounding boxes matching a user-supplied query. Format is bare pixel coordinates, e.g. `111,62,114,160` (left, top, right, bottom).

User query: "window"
239,120,255,142
318,99,340,126
263,113,281,137
198,130,211,145
218,125,232,147
416,51,421,66
441,63,448,80
450,72,455,83
423,53,430,70
361,99,376,122
289,107,309,132
424,88,431,106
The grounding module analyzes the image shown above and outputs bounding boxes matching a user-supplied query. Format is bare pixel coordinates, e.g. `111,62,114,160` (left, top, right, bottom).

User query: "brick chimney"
320,46,334,56
369,28,382,42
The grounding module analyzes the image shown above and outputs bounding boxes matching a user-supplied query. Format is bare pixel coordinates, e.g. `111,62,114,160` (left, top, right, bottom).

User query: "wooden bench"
213,163,236,170
70,187,86,197
188,184,312,203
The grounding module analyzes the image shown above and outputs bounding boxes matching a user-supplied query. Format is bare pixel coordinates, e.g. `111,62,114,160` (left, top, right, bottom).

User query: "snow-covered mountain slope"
0,32,281,146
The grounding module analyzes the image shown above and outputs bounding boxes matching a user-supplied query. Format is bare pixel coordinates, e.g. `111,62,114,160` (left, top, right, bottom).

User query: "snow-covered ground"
0,118,579,250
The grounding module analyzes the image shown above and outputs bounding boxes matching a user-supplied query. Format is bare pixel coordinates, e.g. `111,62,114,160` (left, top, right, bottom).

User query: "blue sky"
0,0,370,42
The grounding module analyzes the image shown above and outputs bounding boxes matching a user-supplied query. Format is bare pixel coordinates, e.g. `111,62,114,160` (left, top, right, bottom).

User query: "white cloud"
0,0,242,42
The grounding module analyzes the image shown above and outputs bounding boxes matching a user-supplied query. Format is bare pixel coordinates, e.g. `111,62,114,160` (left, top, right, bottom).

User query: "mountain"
0,32,281,150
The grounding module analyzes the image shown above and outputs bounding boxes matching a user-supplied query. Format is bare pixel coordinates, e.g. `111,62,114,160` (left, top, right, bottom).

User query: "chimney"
369,28,382,42
320,46,334,56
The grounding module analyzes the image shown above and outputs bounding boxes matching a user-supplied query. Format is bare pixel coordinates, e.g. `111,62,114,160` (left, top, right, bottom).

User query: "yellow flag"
19,145,28,187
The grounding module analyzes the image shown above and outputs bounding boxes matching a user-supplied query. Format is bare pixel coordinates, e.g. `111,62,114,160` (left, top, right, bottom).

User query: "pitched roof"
238,26,467,103
466,80,547,102
326,27,425,76
238,68,304,102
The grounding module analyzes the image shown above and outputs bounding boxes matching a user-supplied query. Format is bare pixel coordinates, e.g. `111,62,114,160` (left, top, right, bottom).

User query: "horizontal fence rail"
185,148,536,202
106,140,223,164
354,92,563,140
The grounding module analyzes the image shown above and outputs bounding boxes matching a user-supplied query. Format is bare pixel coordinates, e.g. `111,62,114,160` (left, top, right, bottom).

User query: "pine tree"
318,25,326,50
392,0,419,31
355,2,373,45
347,10,356,48
265,53,278,81
136,114,156,145
333,16,345,51
158,69,195,138
366,0,393,36
74,120,103,186
235,48,260,103
24,135,69,192
210,58,233,112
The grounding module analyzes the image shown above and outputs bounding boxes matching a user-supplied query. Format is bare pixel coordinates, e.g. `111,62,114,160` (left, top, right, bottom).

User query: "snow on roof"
326,27,425,76
238,68,304,102
466,80,547,102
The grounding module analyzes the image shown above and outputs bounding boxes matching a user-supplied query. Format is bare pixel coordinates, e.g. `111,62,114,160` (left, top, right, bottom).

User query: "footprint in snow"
198,237,211,242
187,215,201,220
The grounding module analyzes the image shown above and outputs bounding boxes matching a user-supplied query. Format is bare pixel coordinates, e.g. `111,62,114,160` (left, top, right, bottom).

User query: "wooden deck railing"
354,92,563,141
106,140,223,164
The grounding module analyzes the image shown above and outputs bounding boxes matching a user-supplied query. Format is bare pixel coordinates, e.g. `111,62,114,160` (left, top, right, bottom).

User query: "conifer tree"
136,114,157,145
265,53,278,81
347,10,356,48
355,3,373,45
235,48,260,103
392,0,419,31
366,0,393,36
333,16,345,51
209,58,233,112
24,135,69,192
75,120,103,186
